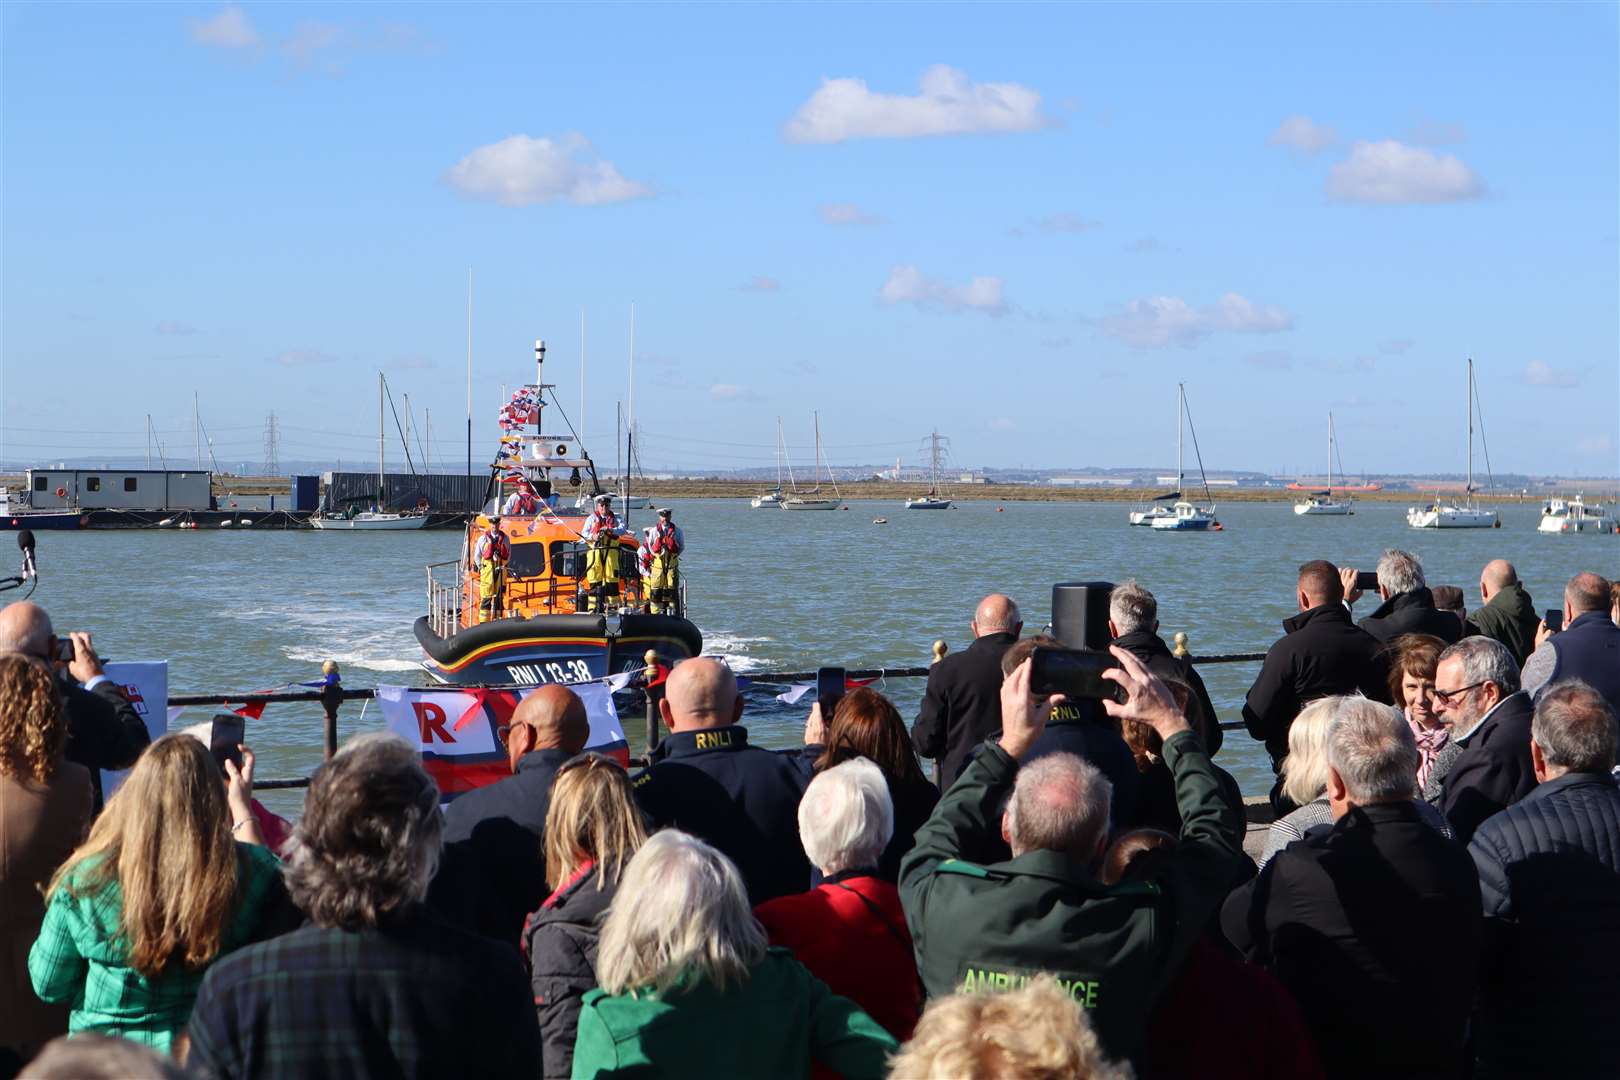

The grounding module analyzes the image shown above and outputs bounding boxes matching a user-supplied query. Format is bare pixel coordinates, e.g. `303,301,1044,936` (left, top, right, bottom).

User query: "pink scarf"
1408,712,1449,790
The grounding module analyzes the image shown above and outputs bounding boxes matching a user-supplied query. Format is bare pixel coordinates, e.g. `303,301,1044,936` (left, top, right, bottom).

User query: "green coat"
1465,582,1540,668
898,733,1245,1064
571,948,896,1079
28,842,284,1050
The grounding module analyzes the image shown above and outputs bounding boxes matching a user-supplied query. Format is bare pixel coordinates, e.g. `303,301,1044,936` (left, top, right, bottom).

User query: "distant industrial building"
24,468,212,511
1049,476,1136,487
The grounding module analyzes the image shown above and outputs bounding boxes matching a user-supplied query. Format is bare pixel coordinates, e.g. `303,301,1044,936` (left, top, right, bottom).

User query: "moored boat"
780,412,843,510
904,430,953,510
1538,496,1616,534
1409,359,1497,530
415,338,702,687
1293,413,1354,516
1135,383,1218,531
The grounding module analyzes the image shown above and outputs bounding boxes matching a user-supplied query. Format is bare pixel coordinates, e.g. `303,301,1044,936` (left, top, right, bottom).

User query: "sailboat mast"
1327,412,1334,491
466,269,473,478
377,372,385,504
1466,358,1475,500
580,309,587,449
1176,384,1185,488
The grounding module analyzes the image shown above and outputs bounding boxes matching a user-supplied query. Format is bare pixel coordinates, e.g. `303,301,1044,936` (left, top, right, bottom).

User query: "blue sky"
3,2,1616,477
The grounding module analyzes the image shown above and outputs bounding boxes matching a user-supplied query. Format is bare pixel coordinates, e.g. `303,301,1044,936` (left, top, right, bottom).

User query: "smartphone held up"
1028,647,1126,704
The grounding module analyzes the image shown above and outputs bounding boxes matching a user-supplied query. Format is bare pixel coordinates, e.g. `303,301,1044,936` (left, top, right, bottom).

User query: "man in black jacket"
1468,681,1620,1079
1433,637,1537,844
1223,697,1482,1080
0,601,150,811
1242,561,1387,807
1340,548,1462,645
435,684,589,945
633,657,811,902
911,593,1021,786
1108,579,1221,754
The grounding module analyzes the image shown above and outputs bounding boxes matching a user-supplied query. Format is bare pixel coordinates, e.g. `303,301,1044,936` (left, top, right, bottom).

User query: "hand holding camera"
65,631,105,684
1101,646,1190,743
999,657,1064,760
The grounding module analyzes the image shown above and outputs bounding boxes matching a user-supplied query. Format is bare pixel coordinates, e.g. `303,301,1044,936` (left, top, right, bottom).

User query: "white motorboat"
750,491,784,509
1538,496,1615,534
1293,413,1354,515
780,412,843,510
311,512,427,531
904,430,953,510
1135,384,1218,531
1409,358,1497,530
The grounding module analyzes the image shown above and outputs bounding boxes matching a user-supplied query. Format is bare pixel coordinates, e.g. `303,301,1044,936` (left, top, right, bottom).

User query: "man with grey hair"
754,759,921,1041
1432,636,1537,844
1465,559,1539,666
1340,549,1462,645
1223,697,1482,1080
1108,580,1222,753
912,593,1023,785
1520,571,1620,712
188,733,541,1077
1468,681,1620,1078
900,648,1244,1064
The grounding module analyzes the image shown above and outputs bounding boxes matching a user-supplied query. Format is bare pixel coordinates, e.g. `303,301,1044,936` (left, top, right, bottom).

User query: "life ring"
55,486,66,498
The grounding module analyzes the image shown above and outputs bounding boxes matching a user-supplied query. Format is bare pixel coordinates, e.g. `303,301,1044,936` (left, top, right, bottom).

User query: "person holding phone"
1339,550,1462,645
1520,572,1620,713
0,602,149,813
898,649,1245,1067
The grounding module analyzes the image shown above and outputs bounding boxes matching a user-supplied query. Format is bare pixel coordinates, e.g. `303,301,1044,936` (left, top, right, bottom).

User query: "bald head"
0,602,51,657
661,657,742,733
1567,572,1611,615
973,594,1022,638
1480,559,1517,600
506,685,588,770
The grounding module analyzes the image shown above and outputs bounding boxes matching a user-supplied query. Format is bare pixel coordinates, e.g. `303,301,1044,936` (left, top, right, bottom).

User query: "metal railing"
175,633,1267,791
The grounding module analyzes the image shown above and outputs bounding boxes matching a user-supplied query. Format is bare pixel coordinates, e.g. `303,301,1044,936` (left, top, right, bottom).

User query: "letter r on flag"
414,701,454,744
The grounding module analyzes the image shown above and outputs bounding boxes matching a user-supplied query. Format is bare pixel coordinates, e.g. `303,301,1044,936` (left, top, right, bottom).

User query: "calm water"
25,499,1618,815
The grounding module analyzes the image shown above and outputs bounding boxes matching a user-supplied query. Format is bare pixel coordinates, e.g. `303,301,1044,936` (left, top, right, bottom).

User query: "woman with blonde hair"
572,830,897,1079
521,754,647,1080
28,733,293,1049
1,655,92,1061
888,975,1129,1080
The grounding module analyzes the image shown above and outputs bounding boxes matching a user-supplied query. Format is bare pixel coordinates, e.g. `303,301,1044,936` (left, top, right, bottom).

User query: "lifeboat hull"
415,613,702,687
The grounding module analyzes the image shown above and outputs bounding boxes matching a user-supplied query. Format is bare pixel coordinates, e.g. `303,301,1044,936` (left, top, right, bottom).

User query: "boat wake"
701,631,774,675
222,604,423,675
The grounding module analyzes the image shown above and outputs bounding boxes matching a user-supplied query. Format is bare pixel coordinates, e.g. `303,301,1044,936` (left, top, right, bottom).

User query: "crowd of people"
0,554,1617,1079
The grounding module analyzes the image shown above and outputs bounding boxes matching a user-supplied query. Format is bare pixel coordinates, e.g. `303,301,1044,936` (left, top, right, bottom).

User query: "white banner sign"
99,661,168,799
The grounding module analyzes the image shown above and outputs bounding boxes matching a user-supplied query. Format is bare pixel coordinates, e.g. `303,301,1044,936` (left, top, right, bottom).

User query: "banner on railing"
377,683,628,802
101,662,168,799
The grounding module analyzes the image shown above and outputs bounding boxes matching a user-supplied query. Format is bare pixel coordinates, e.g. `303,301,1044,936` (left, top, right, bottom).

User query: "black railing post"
643,648,663,755
320,660,342,760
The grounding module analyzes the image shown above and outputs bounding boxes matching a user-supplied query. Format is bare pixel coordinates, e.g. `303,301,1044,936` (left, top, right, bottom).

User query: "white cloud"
271,348,335,367
709,383,760,401
784,64,1049,144
1101,293,1293,348
1268,115,1338,154
879,265,1008,316
190,4,258,49
817,202,884,226
1522,360,1579,388
1327,140,1483,204
155,321,196,336
445,134,652,208
284,21,343,72
738,276,780,293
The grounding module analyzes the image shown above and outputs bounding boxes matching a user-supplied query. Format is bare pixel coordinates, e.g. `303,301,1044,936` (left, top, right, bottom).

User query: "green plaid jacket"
28,842,286,1050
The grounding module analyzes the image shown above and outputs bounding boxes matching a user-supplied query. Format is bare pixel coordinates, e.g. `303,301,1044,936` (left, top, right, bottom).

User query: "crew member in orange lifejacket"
476,517,511,622
581,495,622,612
648,507,685,615
502,484,540,516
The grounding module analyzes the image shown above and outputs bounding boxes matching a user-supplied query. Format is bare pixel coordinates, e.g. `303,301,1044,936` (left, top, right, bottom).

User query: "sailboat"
751,419,788,507
1294,413,1354,515
1129,384,1217,530
781,412,843,510
1407,359,1498,529
311,374,428,530
905,430,953,510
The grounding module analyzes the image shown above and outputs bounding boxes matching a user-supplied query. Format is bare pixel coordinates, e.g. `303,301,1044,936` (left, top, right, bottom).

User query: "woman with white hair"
572,830,898,1079
755,759,923,1042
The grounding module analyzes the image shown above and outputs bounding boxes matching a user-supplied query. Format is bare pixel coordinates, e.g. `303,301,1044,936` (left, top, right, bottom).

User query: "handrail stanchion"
643,648,663,755
929,639,948,788
320,659,342,760
1173,631,1190,659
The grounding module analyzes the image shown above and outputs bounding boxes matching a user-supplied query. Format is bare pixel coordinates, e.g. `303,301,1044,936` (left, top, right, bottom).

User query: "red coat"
754,874,920,1046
